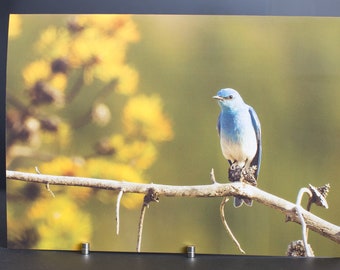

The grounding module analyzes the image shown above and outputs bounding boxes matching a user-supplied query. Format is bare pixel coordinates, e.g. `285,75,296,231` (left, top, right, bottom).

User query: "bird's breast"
219,110,257,164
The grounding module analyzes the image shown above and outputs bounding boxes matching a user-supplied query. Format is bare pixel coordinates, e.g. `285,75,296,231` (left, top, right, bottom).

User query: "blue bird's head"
213,88,245,110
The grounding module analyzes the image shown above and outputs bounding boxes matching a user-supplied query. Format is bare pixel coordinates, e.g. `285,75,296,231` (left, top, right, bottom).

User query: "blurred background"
6,14,340,256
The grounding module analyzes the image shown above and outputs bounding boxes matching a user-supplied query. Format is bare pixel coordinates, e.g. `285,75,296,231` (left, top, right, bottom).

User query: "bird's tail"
234,196,253,208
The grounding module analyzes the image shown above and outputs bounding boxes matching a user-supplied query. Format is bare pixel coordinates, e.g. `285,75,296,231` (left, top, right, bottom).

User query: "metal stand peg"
81,242,90,255
186,245,195,258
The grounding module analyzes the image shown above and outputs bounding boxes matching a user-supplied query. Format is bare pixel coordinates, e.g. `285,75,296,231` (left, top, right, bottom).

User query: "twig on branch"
116,190,124,235
212,168,245,253
289,184,330,257
6,170,340,245
136,203,146,252
35,166,55,198
136,189,159,252
210,168,217,184
219,197,245,254
295,187,314,257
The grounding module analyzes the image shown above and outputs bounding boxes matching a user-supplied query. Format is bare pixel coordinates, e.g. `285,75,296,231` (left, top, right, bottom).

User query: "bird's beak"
212,95,223,101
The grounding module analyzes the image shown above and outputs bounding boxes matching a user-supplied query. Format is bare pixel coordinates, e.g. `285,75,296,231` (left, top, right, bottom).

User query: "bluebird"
213,88,262,207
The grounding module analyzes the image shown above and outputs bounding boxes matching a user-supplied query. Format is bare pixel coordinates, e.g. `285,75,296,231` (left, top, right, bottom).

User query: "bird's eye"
224,95,233,100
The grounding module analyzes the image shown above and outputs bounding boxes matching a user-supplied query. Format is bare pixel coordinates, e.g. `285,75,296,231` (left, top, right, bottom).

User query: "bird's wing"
248,106,262,178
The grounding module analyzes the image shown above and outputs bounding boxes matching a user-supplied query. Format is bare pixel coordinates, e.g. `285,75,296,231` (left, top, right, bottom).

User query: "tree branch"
6,170,340,244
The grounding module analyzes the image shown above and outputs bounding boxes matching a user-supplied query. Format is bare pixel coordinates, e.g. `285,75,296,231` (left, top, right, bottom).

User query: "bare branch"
219,197,246,254
295,188,314,257
6,170,340,244
136,201,147,253
116,190,123,235
136,189,159,252
210,168,217,184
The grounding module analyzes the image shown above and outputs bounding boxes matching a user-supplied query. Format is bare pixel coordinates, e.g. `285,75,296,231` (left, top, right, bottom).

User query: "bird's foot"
228,164,243,182
241,165,258,186
228,164,258,186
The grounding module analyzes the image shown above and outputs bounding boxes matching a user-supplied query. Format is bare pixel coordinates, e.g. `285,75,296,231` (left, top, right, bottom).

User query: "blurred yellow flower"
8,15,22,39
49,73,68,91
84,158,146,183
68,29,100,68
41,121,71,149
66,15,139,84
35,26,69,60
72,35,126,84
28,195,91,250
32,15,140,90
38,156,83,176
109,134,157,170
123,95,174,141
121,193,144,210
23,60,50,88
36,26,59,51
75,15,140,43
116,65,139,95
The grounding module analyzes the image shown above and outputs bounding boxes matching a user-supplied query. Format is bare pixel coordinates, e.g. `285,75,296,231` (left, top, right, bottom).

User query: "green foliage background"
6,15,340,256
